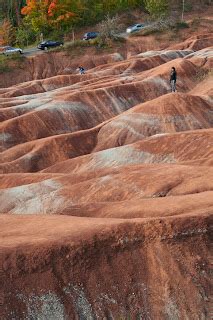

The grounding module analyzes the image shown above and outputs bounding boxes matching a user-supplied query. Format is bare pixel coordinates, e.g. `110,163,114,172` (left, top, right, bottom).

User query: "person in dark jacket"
170,67,177,92
79,66,85,75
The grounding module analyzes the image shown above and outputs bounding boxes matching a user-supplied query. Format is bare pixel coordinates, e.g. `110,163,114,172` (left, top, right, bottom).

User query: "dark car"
37,40,63,50
82,32,99,41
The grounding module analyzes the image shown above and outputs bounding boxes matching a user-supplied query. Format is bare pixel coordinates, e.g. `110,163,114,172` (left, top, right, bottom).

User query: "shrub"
191,17,201,29
144,0,169,19
16,26,36,47
0,56,10,73
183,2,193,12
98,14,123,45
175,21,189,30
0,53,25,73
194,68,213,82
64,39,91,49
135,18,175,37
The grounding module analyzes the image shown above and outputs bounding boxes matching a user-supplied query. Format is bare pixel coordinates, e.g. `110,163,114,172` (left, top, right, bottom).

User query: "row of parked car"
82,24,146,41
38,24,146,48
0,23,146,55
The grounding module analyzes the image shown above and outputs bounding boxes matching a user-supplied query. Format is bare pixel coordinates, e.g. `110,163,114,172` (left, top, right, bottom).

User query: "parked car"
0,46,23,55
82,32,99,41
37,40,63,50
126,23,145,33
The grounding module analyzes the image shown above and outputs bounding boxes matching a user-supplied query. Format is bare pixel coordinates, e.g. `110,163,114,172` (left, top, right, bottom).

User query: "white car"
126,24,145,34
1,46,23,55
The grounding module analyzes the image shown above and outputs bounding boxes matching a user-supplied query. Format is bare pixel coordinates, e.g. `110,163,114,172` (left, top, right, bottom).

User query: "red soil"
0,21,212,319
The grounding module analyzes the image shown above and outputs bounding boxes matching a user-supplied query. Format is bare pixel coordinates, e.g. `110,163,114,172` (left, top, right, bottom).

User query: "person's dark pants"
171,80,176,92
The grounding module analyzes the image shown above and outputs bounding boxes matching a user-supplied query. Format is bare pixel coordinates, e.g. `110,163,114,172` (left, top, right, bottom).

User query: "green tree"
144,0,169,18
15,22,36,46
0,0,26,26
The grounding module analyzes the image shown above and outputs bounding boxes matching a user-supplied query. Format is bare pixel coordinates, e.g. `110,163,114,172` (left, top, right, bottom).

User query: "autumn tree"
0,19,16,45
21,0,75,34
0,0,147,46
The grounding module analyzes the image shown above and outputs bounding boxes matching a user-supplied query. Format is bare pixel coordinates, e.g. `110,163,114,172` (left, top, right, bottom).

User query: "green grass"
137,28,162,36
48,36,126,57
174,21,189,30
0,53,26,74
131,19,189,37
22,41,38,50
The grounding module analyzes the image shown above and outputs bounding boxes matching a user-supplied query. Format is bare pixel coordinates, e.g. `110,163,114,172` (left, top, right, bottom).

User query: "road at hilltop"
23,47,43,57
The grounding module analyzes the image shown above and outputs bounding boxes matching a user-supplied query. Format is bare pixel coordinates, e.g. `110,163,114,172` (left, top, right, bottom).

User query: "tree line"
0,0,147,46
0,0,207,47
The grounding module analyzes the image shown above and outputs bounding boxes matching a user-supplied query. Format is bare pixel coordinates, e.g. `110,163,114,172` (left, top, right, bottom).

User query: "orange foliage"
21,0,37,15
0,19,15,45
21,0,75,23
48,0,57,16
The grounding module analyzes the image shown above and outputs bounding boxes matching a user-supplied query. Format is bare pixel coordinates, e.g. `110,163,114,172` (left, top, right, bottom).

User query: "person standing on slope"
170,67,177,92
79,66,85,75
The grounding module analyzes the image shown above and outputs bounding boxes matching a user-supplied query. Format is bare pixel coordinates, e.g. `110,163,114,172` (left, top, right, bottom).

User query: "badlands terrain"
0,15,213,320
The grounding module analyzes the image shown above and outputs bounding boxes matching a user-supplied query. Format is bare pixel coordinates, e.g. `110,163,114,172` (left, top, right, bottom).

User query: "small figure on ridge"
79,66,85,75
170,67,177,92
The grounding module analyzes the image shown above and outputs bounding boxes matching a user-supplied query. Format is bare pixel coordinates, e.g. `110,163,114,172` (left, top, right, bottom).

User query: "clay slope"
0,214,211,319
93,92,213,151
0,94,212,173
0,30,212,319
0,55,210,152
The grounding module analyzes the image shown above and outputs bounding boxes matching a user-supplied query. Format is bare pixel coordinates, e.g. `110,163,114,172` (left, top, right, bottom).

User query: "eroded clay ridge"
0,30,212,319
